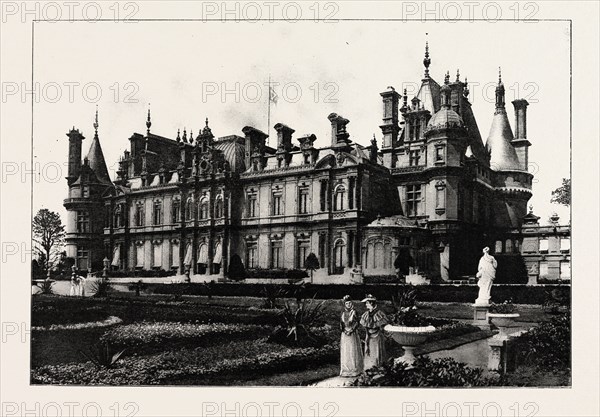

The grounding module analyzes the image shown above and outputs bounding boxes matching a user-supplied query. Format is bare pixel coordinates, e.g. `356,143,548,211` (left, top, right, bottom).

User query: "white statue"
475,247,497,305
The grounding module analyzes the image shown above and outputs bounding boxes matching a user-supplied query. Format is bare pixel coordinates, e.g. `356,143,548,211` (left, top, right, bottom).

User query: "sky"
31,19,571,225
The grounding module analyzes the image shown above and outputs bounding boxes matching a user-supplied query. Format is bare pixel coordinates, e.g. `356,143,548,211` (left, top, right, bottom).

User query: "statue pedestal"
488,337,505,371
472,303,491,330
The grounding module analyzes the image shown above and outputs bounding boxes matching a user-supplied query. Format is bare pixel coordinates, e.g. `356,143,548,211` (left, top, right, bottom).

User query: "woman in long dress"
339,295,363,377
69,274,77,296
360,294,389,370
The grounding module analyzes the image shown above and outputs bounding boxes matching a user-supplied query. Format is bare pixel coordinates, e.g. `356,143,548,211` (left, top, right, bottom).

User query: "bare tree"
32,209,66,277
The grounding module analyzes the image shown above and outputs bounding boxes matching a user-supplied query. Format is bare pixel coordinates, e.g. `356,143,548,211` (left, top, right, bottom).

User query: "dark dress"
360,308,389,370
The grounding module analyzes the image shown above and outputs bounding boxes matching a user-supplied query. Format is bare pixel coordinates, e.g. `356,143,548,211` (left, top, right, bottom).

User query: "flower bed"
32,302,110,327
32,339,338,385
33,316,122,332
101,322,272,351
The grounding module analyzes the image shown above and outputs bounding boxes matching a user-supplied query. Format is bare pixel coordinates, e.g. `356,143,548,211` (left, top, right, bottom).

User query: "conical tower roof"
86,108,112,183
486,70,520,171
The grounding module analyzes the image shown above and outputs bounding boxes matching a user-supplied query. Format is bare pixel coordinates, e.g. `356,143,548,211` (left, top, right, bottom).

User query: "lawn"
30,290,558,386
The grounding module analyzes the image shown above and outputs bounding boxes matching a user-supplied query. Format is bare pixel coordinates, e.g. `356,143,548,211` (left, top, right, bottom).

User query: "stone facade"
63,44,567,284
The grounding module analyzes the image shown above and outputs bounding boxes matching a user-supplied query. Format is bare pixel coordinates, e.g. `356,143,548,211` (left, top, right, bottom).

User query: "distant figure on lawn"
475,247,497,305
69,273,78,297
360,294,389,370
339,295,363,377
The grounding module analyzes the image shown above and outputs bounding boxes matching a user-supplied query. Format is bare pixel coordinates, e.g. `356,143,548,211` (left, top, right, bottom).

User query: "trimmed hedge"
246,268,309,280
151,283,570,305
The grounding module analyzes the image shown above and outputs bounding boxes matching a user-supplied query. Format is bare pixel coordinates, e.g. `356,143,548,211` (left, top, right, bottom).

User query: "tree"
550,178,570,207
227,254,247,281
304,252,320,284
32,209,66,276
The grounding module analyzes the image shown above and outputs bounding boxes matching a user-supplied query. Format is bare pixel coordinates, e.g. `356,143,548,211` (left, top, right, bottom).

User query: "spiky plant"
79,342,126,369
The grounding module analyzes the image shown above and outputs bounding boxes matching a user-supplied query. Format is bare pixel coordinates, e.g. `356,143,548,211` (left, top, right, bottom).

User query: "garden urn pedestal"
472,303,491,329
488,313,520,339
384,325,436,367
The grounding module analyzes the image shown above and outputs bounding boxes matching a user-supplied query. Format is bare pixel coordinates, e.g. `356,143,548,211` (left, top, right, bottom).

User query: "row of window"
495,237,570,254
106,197,226,228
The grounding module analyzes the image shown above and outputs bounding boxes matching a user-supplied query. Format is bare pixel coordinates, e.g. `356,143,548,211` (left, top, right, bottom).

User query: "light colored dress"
69,276,77,296
340,308,363,377
360,308,389,370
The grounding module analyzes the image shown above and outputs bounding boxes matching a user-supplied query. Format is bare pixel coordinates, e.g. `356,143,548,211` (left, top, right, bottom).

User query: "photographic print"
28,7,573,389
2,1,598,416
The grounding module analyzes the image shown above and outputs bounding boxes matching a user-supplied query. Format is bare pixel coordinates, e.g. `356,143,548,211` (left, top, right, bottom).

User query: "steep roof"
416,77,441,115
86,134,112,183
486,110,520,171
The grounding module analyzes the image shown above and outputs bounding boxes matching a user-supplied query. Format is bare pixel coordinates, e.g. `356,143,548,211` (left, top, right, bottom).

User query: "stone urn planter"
487,313,520,339
384,324,436,366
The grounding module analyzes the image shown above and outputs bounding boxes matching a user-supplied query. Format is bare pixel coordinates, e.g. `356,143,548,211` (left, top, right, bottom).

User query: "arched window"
171,198,181,223
113,205,123,228
185,198,194,221
333,239,345,274
197,242,208,274
215,197,224,218
199,198,209,220
505,239,513,253
334,185,346,211
495,240,503,253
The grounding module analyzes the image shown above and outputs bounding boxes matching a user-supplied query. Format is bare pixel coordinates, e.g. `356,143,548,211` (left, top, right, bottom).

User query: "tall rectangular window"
320,180,328,211
172,200,181,223
246,242,258,269
318,233,326,267
560,237,570,252
560,261,570,280
135,204,144,226
298,188,309,214
348,177,355,210
539,261,549,279
435,146,445,163
406,185,422,216
270,241,282,269
171,242,179,268
409,150,421,166
77,211,89,233
153,201,162,225
539,238,549,253
247,194,257,217
76,248,89,270
152,243,162,267
297,240,310,269
272,193,283,215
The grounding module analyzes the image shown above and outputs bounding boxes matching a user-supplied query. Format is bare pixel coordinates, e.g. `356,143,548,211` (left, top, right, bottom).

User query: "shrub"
269,297,326,347
128,280,146,296
512,313,570,370
78,342,126,369
91,279,112,298
35,280,55,295
304,253,320,283
363,275,402,284
354,357,491,387
228,254,247,281
246,268,309,280
261,285,286,309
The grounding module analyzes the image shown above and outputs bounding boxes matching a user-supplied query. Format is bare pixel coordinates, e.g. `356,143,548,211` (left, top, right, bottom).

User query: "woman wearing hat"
360,294,389,370
339,295,363,377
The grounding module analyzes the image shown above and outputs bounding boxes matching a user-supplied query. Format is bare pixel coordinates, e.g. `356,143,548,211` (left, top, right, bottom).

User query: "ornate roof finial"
456,69,460,82
176,128,181,142
205,117,209,127
423,34,431,78
202,117,212,135
444,71,450,84
464,77,470,98
93,105,99,138
528,204,534,214
182,127,187,143
498,66,502,84
146,103,152,134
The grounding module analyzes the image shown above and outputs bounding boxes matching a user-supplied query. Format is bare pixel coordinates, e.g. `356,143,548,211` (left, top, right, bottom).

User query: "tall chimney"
379,86,400,150
242,126,269,171
512,99,529,139
511,99,531,171
274,123,294,151
327,113,350,150
66,128,85,185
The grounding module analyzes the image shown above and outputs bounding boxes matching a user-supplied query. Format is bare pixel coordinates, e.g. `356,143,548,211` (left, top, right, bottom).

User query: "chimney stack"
66,128,85,185
242,126,269,171
512,99,529,139
327,113,351,150
510,99,531,171
274,123,295,151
